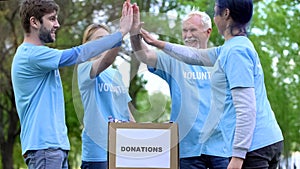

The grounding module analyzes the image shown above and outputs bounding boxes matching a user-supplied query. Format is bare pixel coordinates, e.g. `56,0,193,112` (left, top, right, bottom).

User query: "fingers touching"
120,0,133,36
120,1,149,39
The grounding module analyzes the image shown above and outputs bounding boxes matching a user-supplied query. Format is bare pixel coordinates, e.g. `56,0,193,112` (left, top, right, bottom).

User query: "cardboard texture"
108,122,179,169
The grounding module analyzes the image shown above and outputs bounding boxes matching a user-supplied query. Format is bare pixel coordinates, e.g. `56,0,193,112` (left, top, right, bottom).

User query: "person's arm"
140,29,217,66
90,47,119,79
129,3,157,68
77,0,132,64
130,35,157,68
59,0,132,67
59,32,122,67
228,87,256,169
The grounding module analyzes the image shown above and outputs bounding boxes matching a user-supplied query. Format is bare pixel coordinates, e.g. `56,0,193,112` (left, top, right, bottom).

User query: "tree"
0,0,127,168
0,1,23,168
1,0,299,168
135,92,171,123
250,0,300,167
0,0,179,168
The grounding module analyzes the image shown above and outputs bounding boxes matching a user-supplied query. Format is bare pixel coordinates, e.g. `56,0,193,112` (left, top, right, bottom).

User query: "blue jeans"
242,141,283,169
23,149,68,169
81,161,107,169
180,155,229,169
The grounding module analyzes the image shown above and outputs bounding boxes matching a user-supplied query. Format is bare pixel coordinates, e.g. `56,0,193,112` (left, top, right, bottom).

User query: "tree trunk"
0,88,20,169
1,140,14,169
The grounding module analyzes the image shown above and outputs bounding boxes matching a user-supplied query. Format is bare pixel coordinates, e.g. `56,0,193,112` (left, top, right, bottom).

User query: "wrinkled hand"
119,0,133,37
140,29,155,45
227,157,244,169
130,3,143,35
140,29,166,49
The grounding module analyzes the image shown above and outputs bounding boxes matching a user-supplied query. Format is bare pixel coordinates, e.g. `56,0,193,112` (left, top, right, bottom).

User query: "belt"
23,150,36,158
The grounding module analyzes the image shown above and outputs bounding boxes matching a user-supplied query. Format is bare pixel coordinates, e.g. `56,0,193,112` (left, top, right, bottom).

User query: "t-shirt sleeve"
77,62,95,89
222,47,255,89
28,46,62,71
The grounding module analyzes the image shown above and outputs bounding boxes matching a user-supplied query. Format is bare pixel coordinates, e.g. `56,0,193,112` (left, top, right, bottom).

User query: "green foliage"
135,91,171,123
1,0,300,168
12,141,25,169
251,0,300,156
60,66,83,168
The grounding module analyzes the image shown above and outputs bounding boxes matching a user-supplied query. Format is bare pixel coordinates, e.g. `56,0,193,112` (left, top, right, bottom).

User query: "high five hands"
119,0,142,37
119,0,133,37
120,1,164,48
130,2,142,36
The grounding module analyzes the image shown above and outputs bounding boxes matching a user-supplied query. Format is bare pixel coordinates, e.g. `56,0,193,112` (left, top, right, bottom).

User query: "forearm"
90,47,119,78
130,35,157,67
163,42,215,66
77,32,122,63
148,38,166,50
231,87,256,159
130,34,143,51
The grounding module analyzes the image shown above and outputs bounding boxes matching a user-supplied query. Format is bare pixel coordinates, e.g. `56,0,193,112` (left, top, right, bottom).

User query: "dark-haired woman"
139,0,283,168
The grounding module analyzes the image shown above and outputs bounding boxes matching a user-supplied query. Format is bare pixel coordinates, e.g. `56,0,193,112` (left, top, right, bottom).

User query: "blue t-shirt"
11,32,122,155
11,43,70,155
201,36,283,157
78,62,131,162
149,51,212,158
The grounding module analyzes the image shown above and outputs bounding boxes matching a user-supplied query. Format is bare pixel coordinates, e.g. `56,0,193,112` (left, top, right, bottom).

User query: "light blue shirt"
149,51,212,158
163,36,283,157
202,36,283,156
11,32,122,155
11,43,69,155
78,62,131,162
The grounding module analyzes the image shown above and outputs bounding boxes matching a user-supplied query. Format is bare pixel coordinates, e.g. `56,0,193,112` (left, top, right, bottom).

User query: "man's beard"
184,38,200,48
39,26,54,43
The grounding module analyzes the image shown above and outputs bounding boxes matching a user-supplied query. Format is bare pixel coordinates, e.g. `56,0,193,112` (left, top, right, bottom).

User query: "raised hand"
119,0,133,37
130,3,142,35
140,29,166,49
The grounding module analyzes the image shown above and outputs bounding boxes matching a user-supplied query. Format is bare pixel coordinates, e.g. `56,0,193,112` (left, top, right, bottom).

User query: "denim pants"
81,161,107,169
180,154,229,169
242,141,283,169
23,148,68,169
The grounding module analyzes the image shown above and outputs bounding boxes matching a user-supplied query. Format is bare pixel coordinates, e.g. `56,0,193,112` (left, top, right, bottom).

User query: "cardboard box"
108,122,179,169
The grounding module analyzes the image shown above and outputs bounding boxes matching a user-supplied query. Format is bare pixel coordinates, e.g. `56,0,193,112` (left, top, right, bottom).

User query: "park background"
0,0,299,168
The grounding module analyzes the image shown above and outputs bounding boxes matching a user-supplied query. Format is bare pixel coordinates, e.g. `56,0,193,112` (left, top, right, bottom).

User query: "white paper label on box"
115,128,171,168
